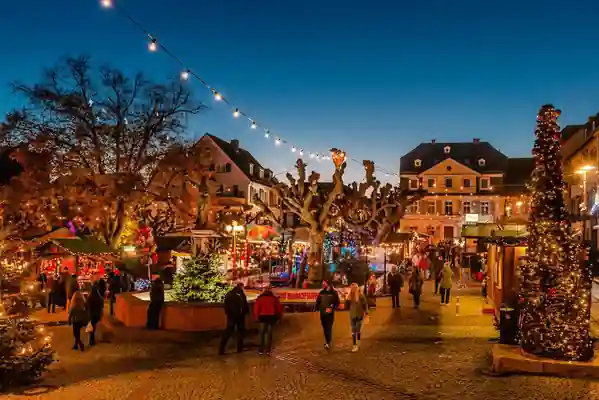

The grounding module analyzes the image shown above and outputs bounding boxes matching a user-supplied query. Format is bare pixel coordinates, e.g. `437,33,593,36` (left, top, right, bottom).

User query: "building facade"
399,139,532,244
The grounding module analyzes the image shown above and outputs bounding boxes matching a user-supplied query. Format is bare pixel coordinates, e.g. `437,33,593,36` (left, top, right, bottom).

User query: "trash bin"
499,306,519,345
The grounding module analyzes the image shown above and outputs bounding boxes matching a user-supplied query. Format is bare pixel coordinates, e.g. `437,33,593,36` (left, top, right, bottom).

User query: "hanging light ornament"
233,108,240,118
251,120,257,129
148,38,157,52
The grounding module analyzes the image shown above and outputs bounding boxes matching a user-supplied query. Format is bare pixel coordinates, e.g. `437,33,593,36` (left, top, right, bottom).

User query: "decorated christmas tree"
0,317,54,391
519,104,593,361
172,255,230,302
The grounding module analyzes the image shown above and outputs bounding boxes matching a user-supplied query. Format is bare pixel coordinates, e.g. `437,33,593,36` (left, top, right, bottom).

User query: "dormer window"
478,158,486,166
444,146,451,154
259,168,264,179
249,163,254,175
414,159,422,167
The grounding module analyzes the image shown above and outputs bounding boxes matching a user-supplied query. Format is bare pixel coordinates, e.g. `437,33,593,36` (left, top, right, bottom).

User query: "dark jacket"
109,274,122,297
87,287,104,322
66,275,78,299
224,287,249,319
97,279,107,297
254,291,283,320
387,272,404,293
150,279,165,304
315,289,340,315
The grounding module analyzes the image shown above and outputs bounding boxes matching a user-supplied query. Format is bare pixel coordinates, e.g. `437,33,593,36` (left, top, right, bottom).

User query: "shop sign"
270,287,350,304
465,214,479,224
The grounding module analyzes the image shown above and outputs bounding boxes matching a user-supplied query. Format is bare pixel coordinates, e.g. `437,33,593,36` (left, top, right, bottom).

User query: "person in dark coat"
46,273,57,313
219,282,249,355
146,278,165,330
97,278,107,300
253,285,284,355
108,271,122,316
86,284,104,346
315,281,340,350
387,266,404,308
66,274,79,311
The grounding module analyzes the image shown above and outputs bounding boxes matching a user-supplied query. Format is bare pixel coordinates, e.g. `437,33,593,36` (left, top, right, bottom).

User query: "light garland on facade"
98,0,400,178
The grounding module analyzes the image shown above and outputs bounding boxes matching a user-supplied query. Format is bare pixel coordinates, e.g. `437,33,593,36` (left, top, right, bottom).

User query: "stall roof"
52,237,115,255
383,232,411,243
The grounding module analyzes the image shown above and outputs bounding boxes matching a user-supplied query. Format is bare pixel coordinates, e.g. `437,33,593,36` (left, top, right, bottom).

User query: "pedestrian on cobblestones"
219,282,249,355
68,291,89,352
146,278,164,330
87,284,104,346
387,267,403,308
440,262,453,306
46,273,57,313
408,268,424,309
254,285,284,355
315,280,340,350
346,283,368,352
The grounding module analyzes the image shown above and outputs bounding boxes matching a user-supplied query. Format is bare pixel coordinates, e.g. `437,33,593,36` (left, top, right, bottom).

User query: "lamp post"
225,221,245,280
577,165,597,242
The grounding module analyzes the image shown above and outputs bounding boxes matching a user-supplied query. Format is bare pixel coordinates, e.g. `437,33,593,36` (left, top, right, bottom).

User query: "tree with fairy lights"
172,255,230,302
520,104,593,361
0,56,212,247
0,317,54,391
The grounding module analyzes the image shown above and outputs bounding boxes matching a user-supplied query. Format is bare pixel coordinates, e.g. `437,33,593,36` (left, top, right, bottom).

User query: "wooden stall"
485,237,527,313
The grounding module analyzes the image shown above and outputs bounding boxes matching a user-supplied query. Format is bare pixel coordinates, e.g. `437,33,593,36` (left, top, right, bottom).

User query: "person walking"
219,282,249,355
65,274,78,312
253,285,284,355
68,291,89,351
46,273,57,313
408,268,424,309
345,283,368,352
87,284,104,346
315,281,340,350
146,278,165,330
387,267,404,308
365,274,377,308
440,262,454,306
108,271,122,316
433,256,443,295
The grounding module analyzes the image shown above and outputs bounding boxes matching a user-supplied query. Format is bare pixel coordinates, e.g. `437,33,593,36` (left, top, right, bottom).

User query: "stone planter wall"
115,292,257,332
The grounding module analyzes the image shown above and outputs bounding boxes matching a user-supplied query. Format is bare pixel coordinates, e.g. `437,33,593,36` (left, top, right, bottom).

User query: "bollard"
455,296,460,315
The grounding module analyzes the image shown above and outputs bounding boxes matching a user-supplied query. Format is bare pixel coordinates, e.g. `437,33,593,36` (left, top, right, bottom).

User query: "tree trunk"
374,221,393,245
307,230,325,282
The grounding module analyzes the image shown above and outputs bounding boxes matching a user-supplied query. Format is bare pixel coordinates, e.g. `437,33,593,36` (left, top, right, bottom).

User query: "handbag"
85,322,94,333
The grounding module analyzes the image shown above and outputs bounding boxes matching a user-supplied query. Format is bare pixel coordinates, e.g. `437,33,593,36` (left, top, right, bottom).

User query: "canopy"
246,225,281,242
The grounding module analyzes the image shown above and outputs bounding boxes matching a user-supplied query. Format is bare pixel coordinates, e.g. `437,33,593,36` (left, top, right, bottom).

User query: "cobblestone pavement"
6,283,599,400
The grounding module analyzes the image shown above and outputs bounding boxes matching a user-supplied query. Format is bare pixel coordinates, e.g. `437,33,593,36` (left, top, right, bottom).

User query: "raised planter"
114,292,257,332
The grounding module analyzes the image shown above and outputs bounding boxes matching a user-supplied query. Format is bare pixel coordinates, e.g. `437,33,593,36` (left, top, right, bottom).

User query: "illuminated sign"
465,214,479,223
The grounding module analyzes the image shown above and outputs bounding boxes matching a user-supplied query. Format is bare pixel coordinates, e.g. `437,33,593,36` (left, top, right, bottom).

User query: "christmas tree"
520,104,593,361
172,255,230,302
0,317,55,391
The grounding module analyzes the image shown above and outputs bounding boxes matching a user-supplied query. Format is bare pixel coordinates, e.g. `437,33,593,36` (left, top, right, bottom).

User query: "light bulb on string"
181,70,190,80
275,137,281,146
148,39,157,52
233,108,240,118
309,153,315,158
264,129,270,138
213,91,222,101
251,120,257,129
291,146,297,153
101,0,113,8
299,149,304,156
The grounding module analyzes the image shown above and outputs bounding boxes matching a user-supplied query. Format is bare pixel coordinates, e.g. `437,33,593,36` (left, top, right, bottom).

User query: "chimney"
473,138,480,143
431,139,436,144
230,139,239,151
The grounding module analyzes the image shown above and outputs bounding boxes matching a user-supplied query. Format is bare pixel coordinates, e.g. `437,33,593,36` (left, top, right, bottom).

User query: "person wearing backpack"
315,280,340,350
68,291,89,351
408,268,424,309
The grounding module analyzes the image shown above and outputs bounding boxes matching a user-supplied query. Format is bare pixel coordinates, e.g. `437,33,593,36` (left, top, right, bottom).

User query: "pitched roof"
561,124,584,143
501,157,534,195
400,141,508,174
204,134,273,186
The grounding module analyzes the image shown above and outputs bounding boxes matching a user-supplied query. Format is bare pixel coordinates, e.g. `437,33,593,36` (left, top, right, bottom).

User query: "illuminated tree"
0,56,209,247
519,104,593,361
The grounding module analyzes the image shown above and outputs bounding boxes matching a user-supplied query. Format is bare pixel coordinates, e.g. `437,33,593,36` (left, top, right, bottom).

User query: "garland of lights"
98,0,399,179
519,104,593,362
323,231,358,264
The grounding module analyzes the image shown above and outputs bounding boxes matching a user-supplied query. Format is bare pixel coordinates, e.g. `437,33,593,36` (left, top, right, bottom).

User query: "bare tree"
0,56,208,247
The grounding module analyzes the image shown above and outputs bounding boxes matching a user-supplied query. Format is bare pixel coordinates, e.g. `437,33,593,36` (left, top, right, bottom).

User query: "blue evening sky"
2,0,599,182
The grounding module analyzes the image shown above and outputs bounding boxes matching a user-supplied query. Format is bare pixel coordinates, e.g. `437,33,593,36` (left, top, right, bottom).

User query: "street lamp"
225,221,245,280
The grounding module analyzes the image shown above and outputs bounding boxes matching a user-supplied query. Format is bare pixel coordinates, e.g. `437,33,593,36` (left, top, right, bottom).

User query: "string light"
299,149,304,156
98,0,400,179
148,38,157,52
291,146,297,153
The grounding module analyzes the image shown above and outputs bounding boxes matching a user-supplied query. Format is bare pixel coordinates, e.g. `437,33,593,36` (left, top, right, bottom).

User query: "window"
427,201,436,214
445,177,453,188
444,146,451,154
414,159,422,167
463,201,471,214
478,158,486,167
463,178,471,188
409,179,419,189
249,163,254,175
225,163,232,173
427,178,435,188
444,200,453,215
481,178,490,189
481,201,490,215
259,168,264,179
259,188,265,202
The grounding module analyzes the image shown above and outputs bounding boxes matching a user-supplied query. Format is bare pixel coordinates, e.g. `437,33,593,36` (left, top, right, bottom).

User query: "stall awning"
52,237,116,256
